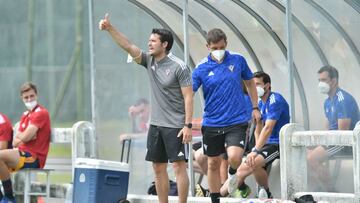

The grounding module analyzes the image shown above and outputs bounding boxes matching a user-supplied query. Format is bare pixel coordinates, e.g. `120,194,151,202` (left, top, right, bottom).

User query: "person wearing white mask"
307,65,360,191
220,71,290,199
192,28,261,203
0,82,51,203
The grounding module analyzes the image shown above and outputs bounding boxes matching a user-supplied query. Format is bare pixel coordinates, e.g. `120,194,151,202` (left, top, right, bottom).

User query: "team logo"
228,65,234,72
166,69,171,75
208,71,214,76
177,151,184,157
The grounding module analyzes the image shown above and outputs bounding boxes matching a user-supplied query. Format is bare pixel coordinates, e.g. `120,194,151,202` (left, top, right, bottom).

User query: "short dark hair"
20,82,38,96
253,71,271,85
152,28,174,53
206,28,227,44
134,98,149,107
318,65,339,80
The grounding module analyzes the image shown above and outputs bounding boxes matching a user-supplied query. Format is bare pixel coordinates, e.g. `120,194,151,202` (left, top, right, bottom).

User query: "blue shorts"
10,151,40,172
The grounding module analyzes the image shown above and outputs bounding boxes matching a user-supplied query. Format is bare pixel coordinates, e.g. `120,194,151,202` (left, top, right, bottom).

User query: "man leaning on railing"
307,65,360,192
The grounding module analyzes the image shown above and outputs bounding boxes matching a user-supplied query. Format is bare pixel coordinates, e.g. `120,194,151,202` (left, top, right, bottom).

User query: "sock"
2,179,14,199
228,167,237,175
210,192,220,203
238,182,247,190
265,188,273,198
0,190,3,199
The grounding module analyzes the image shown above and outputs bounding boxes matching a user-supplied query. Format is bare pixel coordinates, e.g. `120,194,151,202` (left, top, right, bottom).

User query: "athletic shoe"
237,184,251,198
229,189,242,198
258,186,268,198
255,187,273,199
0,197,17,203
227,173,238,195
195,184,209,197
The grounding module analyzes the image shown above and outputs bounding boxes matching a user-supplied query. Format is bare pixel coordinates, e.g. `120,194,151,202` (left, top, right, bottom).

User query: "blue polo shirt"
259,92,290,144
324,88,360,130
192,51,253,127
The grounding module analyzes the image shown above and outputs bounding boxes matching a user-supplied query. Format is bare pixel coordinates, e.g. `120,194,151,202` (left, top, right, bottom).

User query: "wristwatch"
252,106,260,111
185,123,193,129
251,147,260,154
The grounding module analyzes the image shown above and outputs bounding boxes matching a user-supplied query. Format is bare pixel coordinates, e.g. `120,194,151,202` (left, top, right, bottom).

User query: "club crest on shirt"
166,69,171,75
228,65,234,72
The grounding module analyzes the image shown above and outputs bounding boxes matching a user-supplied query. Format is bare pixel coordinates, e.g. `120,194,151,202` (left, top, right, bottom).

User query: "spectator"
119,98,150,142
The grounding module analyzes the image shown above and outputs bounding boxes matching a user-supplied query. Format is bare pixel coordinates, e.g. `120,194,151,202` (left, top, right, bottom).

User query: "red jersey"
18,105,51,168
0,113,13,149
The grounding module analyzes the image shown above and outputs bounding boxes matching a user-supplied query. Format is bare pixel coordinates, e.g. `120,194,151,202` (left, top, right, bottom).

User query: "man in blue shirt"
192,28,260,203
308,65,360,191
220,71,290,198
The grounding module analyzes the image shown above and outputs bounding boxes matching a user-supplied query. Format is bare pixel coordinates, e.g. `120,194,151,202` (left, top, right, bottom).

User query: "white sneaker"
258,186,268,198
227,174,238,195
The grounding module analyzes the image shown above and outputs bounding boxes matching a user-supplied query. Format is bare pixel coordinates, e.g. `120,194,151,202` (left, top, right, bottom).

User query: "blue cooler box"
73,158,129,203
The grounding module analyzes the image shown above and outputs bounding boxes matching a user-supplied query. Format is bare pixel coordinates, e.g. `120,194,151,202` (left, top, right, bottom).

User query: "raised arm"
99,13,142,64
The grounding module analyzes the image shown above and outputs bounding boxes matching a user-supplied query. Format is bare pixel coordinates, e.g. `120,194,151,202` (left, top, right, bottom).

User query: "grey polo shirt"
139,52,192,128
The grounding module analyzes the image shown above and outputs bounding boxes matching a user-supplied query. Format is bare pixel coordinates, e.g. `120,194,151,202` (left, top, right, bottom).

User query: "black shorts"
257,144,280,168
145,125,187,163
201,123,248,157
192,141,202,151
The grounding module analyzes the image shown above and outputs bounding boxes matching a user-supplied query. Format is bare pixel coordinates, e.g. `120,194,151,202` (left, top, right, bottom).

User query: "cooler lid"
75,158,129,171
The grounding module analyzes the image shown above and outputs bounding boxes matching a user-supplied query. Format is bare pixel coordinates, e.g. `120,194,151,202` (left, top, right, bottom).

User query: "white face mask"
211,50,225,61
24,100,37,110
318,82,330,94
256,86,265,97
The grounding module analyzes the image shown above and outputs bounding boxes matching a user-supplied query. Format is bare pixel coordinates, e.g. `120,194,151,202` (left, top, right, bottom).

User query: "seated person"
221,71,290,198
0,82,51,203
308,66,360,191
0,113,13,150
0,112,14,201
119,98,150,142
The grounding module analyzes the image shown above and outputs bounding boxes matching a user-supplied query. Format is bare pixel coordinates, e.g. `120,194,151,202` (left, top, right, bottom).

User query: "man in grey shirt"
99,14,193,203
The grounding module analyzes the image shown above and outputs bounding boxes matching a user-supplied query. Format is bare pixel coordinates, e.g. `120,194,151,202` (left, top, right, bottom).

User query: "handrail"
279,123,360,202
